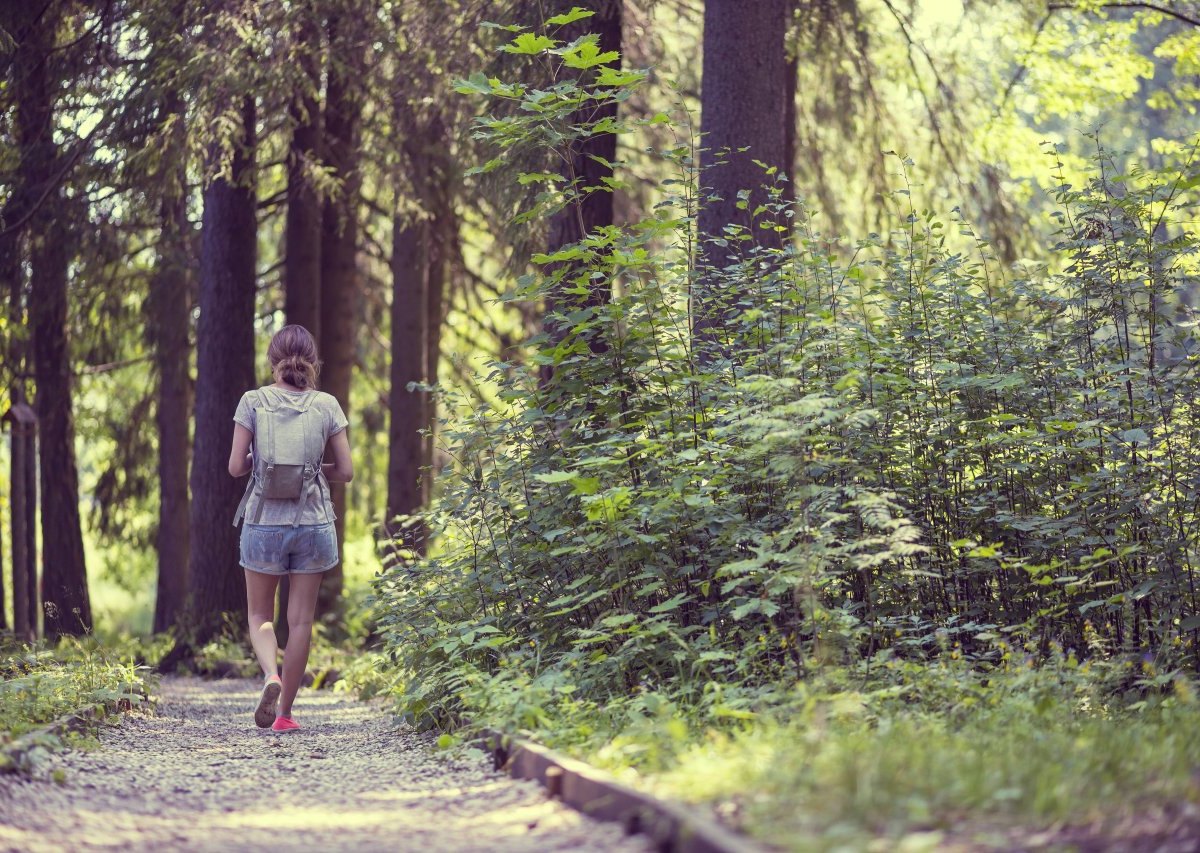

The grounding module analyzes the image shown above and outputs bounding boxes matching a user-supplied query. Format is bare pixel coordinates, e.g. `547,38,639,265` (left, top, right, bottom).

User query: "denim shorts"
240,522,339,575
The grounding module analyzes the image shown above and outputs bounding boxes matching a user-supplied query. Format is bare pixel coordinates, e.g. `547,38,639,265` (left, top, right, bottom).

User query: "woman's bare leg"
279,571,323,717
244,569,281,678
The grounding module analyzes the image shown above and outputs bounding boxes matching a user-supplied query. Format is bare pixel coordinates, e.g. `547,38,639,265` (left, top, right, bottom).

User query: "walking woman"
227,325,353,732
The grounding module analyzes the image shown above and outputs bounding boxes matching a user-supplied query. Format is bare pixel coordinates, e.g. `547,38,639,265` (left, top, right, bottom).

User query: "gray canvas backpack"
233,390,327,527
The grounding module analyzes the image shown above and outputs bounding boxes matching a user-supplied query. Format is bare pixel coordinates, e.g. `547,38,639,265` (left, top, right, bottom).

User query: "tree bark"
421,203,449,505
387,217,427,547
318,9,364,621
545,0,622,254
542,0,622,368
15,0,92,638
285,6,324,340
150,93,192,635
187,96,257,642
694,0,789,351
280,11,325,650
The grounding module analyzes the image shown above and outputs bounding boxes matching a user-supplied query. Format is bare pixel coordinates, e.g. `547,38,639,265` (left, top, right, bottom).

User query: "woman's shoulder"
311,391,346,413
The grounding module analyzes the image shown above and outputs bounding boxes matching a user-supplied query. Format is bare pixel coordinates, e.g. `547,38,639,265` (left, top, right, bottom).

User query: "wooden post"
4,400,39,642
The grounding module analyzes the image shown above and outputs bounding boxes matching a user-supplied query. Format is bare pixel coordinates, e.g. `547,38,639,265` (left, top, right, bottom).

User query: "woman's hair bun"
268,325,321,390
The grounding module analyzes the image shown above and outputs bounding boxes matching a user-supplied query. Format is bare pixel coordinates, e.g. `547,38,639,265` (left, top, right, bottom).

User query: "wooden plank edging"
480,729,767,853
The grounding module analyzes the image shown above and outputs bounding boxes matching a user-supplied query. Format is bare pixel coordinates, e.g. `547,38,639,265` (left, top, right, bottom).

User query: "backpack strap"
233,390,269,527
290,465,323,527
251,390,274,524
232,476,255,526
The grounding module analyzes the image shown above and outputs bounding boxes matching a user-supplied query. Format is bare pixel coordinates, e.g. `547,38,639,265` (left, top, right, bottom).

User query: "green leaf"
594,67,645,87
649,593,689,614
453,72,492,95
534,471,577,484
531,246,586,264
481,21,527,33
546,6,594,26
464,157,503,177
571,476,601,496
560,40,620,69
517,172,563,185
502,33,557,55
1179,615,1200,632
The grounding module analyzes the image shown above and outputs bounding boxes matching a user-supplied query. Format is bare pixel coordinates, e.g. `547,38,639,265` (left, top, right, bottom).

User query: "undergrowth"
354,13,1200,846
0,635,153,772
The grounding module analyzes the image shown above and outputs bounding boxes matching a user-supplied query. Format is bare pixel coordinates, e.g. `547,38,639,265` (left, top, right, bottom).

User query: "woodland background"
4,0,1200,842
0,0,1195,642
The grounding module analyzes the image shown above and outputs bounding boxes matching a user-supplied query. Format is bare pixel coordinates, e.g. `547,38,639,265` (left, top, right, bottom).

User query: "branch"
993,10,1053,118
1048,2,1200,28
0,133,95,238
76,355,152,376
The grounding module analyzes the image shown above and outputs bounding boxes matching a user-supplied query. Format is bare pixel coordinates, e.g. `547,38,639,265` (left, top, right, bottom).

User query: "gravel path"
0,676,652,853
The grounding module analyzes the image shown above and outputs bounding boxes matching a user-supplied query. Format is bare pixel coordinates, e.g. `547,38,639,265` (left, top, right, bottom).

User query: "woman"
227,324,353,733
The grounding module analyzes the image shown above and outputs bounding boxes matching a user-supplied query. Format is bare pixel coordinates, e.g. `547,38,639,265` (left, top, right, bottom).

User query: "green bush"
368,17,1200,731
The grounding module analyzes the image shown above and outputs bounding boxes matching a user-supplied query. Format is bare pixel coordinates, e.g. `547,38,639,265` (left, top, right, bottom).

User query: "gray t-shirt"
233,386,349,526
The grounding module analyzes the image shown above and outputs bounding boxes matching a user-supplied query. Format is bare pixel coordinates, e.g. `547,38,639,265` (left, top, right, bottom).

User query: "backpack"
233,390,327,527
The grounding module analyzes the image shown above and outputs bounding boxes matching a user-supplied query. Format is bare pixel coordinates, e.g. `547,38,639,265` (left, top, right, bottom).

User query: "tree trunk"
150,93,192,635
421,204,449,505
784,50,798,212
387,217,427,549
15,0,92,638
318,10,364,621
545,0,621,254
280,13,325,650
187,96,257,643
284,7,324,340
694,0,789,351
542,0,621,368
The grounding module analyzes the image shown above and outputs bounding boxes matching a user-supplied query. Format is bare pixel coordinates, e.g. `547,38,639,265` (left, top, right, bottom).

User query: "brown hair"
268,324,320,390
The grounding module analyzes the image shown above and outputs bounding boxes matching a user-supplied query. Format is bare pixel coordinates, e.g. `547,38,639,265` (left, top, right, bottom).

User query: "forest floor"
0,676,651,853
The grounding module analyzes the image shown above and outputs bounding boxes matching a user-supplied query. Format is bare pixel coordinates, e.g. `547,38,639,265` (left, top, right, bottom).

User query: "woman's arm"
322,428,353,483
228,423,254,477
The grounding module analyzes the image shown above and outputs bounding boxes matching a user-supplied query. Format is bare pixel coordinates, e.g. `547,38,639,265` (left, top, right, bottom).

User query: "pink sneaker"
272,715,301,733
255,675,282,728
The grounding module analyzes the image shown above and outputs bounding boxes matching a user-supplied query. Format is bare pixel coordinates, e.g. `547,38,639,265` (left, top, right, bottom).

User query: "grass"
643,688,1200,850
403,653,1200,851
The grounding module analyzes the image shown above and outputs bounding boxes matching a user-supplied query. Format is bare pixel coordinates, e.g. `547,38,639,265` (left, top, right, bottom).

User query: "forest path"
0,676,650,853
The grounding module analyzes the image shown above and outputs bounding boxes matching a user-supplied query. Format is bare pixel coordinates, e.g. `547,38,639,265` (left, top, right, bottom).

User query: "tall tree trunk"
694,0,789,352
784,50,798,211
15,0,92,638
187,97,257,643
151,93,192,635
284,6,324,339
280,12,325,650
387,217,427,547
0,205,16,637
542,0,621,368
318,9,364,621
421,203,449,504
546,0,621,254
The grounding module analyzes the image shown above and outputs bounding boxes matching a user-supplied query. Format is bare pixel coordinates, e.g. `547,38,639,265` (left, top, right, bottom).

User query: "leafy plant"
369,16,1200,738
0,636,153,772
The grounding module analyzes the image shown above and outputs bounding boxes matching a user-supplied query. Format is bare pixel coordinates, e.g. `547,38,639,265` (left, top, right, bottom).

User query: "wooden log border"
0,689,152,774
480,729,767,853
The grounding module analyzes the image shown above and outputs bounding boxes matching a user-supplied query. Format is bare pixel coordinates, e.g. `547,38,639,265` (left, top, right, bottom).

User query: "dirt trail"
0,676,651,853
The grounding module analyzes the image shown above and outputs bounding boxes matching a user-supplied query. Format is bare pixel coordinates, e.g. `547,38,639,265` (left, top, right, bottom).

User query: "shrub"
369,17,1200,730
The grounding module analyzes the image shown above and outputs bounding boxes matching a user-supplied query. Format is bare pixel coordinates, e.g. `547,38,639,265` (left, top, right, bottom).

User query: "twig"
1048,2,1200,28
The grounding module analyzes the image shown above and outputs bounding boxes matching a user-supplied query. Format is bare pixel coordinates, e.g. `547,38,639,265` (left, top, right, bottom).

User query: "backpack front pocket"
262,463,307,500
